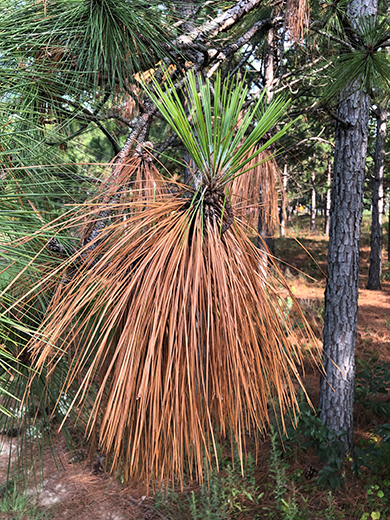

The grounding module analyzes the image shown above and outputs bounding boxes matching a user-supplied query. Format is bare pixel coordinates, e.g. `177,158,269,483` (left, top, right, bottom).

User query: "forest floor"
1,213,390,520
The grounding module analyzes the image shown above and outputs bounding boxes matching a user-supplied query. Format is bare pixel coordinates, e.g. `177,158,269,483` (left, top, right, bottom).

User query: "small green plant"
382,262,390,282
385,315,390,332
269,427,289,507
360,513,381,520
188,472,228,520
353,430,390,516
0,483,51,519
279,487,308,520
359,483,390,519
323,491,342,520
355,359,390,416
268,425,308,519
154,447,263,519
283,404,346,490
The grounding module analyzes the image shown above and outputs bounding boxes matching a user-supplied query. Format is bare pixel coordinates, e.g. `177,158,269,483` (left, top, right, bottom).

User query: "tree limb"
174,0,264,45
155,134,180,155
273,57,323,85
310,25,355,52
207,17,283,77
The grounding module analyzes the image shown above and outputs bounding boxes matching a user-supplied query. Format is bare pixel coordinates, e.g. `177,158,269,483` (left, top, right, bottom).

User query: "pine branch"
272,57,324,86
224,46,254,79
93,121,121,155
207,17,283,76
174,0,264,45
287,135,335,152
60,109,133,128
172,0,215,28
46,92,121,153
322,106,352,127
80,2,274,251
310,24,355,52
155,134,179,155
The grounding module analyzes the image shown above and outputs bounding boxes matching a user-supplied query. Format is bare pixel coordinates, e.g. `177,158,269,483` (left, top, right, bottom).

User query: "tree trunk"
258,190,275,255
179,0,197,187
319,0,377,453
311,169,316,233
324,159,331,236
280,163,288,237
265,27,274,104
367,105,387,290
388,199,390,262
258,27,276,253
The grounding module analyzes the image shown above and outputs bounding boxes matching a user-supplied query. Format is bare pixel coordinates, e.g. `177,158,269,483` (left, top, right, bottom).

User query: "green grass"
0,483,51,520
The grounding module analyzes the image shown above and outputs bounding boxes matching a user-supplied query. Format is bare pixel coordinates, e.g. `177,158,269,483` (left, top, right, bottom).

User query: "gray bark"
324,159,331,235
367,105,387,290
311,168,316,233
175,0,263,46
319,0,377,453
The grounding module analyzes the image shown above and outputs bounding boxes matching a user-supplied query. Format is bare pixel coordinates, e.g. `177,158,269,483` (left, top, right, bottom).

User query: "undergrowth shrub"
153,448,263,520
355,359,390,417
283,404,347,490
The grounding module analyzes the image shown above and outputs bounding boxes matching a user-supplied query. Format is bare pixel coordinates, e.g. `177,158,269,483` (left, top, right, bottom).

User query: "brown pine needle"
25,157,319,490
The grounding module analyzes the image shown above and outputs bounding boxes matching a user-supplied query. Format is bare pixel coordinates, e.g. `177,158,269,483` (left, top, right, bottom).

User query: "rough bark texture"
175,0,263,45
324,159,331,236
367,105,387,290
319,0,377,453
319,84,369,451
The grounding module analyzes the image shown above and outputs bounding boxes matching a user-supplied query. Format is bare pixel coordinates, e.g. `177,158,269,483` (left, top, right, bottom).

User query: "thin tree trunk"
258,190,275,255
277,18,285,80
265,27,274,104
258,27,275,253
280,163,288,237
324,159,331,235
288,202,293,221
388,199,390,262
179,0,197,186
311,169,316,232
319,0,377,453
367,105,387,290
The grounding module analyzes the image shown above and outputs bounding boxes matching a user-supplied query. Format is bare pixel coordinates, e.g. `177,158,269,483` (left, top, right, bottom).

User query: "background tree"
367,102,388,290
318,0,390,452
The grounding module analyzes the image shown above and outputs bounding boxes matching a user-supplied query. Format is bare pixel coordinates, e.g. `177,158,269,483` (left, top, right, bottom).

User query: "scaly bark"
175,0,264,45
324,159,331,236
367,104,387,290
319,0,378,453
